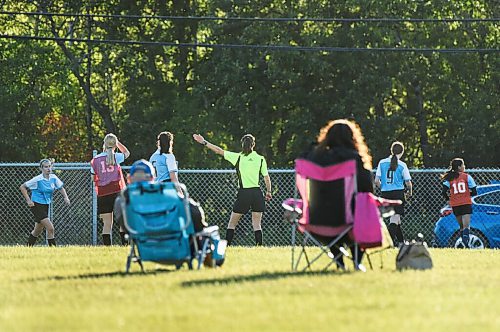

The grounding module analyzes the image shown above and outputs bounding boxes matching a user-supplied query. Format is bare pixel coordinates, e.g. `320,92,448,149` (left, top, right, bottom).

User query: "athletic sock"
47,238,56,247
462,228,470,248
396,224,404,244
119,232,129,246
225,229,235,246
350,244,364,268
254,230,263,246
387,223,399,246
329,246,345,270
102,234,111,246
335,257,346,270
27,234,38,246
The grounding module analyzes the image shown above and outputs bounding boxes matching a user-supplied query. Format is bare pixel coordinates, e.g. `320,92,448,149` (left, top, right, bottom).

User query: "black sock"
48,238,56,247
254,230,263,246
102,234,111,246
350,244,364,266
396,224,404,243
462,228,470,248
119,232,128,246
387,223,399,245
331,247,345,269
27,234,38,246
225,229,235,246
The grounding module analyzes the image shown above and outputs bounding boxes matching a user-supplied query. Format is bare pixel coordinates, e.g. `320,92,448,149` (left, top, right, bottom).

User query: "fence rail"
1,163,499,247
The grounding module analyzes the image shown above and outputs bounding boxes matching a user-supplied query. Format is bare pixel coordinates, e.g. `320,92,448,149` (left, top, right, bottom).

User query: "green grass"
1,246,499,332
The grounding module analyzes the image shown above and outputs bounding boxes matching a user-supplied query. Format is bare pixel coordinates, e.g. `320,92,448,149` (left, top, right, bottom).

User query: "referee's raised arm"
193,133,224,156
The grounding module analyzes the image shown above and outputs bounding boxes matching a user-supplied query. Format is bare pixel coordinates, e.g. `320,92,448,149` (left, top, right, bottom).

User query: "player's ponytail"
441,158,463,182
158,131,174,154
241,134,255,156
390,142,404,171
103,133,118,166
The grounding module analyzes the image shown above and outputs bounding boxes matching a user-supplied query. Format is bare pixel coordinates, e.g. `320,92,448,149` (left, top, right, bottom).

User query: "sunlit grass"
1,246,499,331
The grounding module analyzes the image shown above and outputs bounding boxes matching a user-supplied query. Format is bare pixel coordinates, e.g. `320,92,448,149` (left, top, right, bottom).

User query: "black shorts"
381,190,406,216
452,204,472,216
232,188,266,214
31,202,49,222
98,192,119,215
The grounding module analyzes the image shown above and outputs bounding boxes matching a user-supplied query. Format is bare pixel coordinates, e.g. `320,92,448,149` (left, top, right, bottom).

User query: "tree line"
0,0,498,168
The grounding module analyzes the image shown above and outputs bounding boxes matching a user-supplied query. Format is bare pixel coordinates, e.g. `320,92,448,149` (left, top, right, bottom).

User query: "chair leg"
302,247,312,271
125,241,136,273
130,242,144,273
198,238,210,270
137,258,144,273
125,255,132,273
354,244,358,268
365,252,374,270
291,224,296,271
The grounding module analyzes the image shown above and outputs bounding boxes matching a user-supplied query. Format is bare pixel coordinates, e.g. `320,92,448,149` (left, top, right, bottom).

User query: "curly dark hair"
316,119,372,170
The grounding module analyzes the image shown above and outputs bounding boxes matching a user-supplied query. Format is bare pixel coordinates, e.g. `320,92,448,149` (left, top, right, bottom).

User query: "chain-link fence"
1,163,499,247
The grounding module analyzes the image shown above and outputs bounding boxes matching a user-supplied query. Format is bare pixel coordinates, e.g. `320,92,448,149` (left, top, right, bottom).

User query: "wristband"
202,140,208,146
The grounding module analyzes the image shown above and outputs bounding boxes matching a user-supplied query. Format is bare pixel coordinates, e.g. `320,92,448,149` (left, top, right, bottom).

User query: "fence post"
47,200,52,246
92,150,97,245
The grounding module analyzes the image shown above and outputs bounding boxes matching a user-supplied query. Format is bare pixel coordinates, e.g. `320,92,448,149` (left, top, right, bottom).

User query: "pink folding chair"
283,158,401,272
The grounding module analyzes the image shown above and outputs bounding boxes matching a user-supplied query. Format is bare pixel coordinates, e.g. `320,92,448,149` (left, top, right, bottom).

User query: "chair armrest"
282,198,303,223
372,194,402,207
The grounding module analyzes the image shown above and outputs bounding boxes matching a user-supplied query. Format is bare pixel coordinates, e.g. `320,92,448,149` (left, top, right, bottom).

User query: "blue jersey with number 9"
375,156,411,192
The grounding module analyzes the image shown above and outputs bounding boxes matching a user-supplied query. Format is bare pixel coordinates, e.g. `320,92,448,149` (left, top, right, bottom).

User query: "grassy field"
1,246,499,332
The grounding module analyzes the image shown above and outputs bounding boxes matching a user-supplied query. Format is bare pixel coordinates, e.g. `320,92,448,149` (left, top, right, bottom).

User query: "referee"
193,133,272,246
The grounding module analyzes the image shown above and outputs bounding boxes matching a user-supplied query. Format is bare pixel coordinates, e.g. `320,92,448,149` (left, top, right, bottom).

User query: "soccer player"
375,142,412,246
149,131,179,183
441,158,477,248
192,133,272,246
90,133,130,245
20,158,70,246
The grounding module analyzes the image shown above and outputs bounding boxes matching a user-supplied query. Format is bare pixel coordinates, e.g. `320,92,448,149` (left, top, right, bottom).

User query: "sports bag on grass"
396,242,433,270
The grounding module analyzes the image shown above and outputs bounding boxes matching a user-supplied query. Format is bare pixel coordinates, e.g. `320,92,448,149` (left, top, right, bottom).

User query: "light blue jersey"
375,156,411,192
149,149,178,182
25,174,64,204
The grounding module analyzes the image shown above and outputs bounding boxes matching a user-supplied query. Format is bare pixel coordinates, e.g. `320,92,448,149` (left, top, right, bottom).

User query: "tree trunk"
413,80,430,166
45,13,116,134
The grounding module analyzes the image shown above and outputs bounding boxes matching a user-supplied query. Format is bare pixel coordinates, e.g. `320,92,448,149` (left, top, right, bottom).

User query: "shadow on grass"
23,268,175,282
181,269,351,288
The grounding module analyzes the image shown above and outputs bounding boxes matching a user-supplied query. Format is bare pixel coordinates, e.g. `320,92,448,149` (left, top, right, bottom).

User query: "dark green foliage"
0,0,497,166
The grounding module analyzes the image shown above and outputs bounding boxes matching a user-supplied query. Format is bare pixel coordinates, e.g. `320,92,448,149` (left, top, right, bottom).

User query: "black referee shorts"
381,189,406,216
232,188,266,214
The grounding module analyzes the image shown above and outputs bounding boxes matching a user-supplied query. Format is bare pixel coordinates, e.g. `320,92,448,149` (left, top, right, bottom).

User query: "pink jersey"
91,154,126,196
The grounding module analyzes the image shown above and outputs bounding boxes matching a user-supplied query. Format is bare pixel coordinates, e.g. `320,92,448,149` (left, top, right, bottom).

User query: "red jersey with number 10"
449,172,472,207
91,155,126,197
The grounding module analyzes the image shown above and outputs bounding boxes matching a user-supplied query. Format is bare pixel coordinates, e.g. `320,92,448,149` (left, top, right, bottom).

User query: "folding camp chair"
121,182,226,272
282,158,401,272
